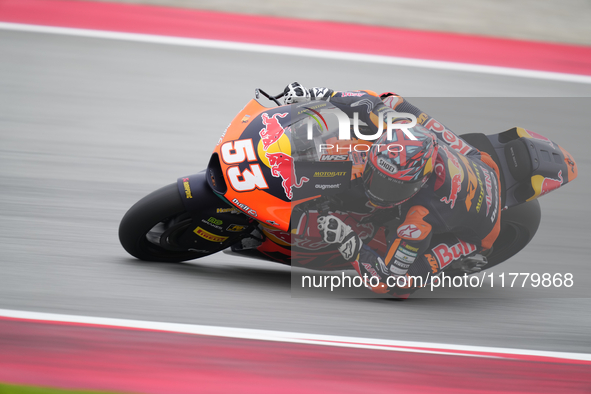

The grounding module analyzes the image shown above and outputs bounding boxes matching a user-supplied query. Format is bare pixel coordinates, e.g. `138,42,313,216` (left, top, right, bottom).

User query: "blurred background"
1,0,591,392
77,0,591,45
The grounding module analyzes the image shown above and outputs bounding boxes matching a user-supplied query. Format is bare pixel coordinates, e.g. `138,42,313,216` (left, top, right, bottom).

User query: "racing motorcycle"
119,88,578,279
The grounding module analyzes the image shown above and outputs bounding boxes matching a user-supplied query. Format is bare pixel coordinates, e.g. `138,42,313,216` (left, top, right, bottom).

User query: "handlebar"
255,88,284,107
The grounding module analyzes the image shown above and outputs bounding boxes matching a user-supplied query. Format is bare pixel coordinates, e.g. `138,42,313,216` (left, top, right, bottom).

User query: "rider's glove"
283,82,310,104
284,82,333,104
317,215,362,262
309,87,332,101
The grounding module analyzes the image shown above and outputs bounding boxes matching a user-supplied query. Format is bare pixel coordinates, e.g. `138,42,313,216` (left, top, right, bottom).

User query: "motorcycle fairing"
175,171,253,252
207,99,293,231
206,99,361,232
461,128,577,209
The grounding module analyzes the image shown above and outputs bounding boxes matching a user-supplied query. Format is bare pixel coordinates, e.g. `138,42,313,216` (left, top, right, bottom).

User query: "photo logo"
306,109,417,142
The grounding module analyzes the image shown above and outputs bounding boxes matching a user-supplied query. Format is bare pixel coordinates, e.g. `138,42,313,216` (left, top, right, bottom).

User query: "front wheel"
119,183,212,262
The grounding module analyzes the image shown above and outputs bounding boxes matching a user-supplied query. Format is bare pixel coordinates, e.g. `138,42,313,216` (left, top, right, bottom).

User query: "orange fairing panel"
213,100,293,232
559,145,578,183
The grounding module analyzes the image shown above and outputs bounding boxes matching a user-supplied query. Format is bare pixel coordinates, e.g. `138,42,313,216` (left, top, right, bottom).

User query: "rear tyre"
444,199,541,277
118,183,211,262
484,199,541,269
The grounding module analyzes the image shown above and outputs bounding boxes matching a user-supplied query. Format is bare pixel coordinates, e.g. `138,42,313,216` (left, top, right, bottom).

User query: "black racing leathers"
318,90,502,295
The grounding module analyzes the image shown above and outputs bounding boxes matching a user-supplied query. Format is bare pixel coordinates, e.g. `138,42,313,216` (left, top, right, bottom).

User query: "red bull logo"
540,171,563,197
266,152,309,200
439,146,463,209
259,112,288,150
525,129,554,148
433,240,477,269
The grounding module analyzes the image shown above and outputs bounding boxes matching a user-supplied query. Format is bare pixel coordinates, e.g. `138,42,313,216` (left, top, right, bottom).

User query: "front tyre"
119,183,211,262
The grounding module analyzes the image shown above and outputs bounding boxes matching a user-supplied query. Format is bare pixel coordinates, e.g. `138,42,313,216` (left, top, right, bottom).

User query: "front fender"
175,171,254,250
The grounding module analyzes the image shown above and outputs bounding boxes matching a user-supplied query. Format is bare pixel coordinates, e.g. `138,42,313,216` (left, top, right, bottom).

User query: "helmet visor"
363,163,423,206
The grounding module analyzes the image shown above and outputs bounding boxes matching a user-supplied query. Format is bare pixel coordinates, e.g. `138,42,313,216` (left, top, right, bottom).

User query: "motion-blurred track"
1,28,591,354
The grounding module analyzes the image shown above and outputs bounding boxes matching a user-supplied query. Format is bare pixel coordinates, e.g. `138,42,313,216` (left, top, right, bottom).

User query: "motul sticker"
397,224,421,239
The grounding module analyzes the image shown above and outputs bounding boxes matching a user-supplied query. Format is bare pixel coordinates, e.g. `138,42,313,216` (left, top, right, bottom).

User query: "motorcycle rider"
283,82,501,297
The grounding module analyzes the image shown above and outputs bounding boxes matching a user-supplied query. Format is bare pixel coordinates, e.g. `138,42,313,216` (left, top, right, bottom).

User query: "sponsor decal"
400,245,418,256
381,95,403,110
232,198,257,217
434,160,446,191
193,227,228,243
401,242,419,252
341,91,364,97
417,112,429,125
425,253,439,274
472,162,484,213
266,152,309,200
320,154,348,161
458,155,478,212
241,114,250,123
217,124,229,145
315,184,341,190
539,170,563,197
393,259,411,269
424,118,472,155
481,166,493,216
207,217,223,226
433,240,477,269
377,157,398,174
397,224,422,239
490,170,499,223
313,171,347,177
525,129,554,148
201,218,223,230
390,263,408,276
216,207,240,214
341,241,355,260
394,250,416,264
227,224,247,232
266,220,279,226
182,178,193,199
259,112,288,150
362,263,380,279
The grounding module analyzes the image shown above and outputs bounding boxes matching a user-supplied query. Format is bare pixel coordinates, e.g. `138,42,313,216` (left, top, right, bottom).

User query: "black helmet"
363,125,438,207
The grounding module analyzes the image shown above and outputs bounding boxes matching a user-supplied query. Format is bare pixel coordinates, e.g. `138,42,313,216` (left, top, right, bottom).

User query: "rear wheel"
485,199,541,269
445,199,541,276
118,183,212,262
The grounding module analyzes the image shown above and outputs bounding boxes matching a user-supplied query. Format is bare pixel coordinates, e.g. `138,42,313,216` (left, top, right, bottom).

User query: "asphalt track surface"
1,29,591,356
